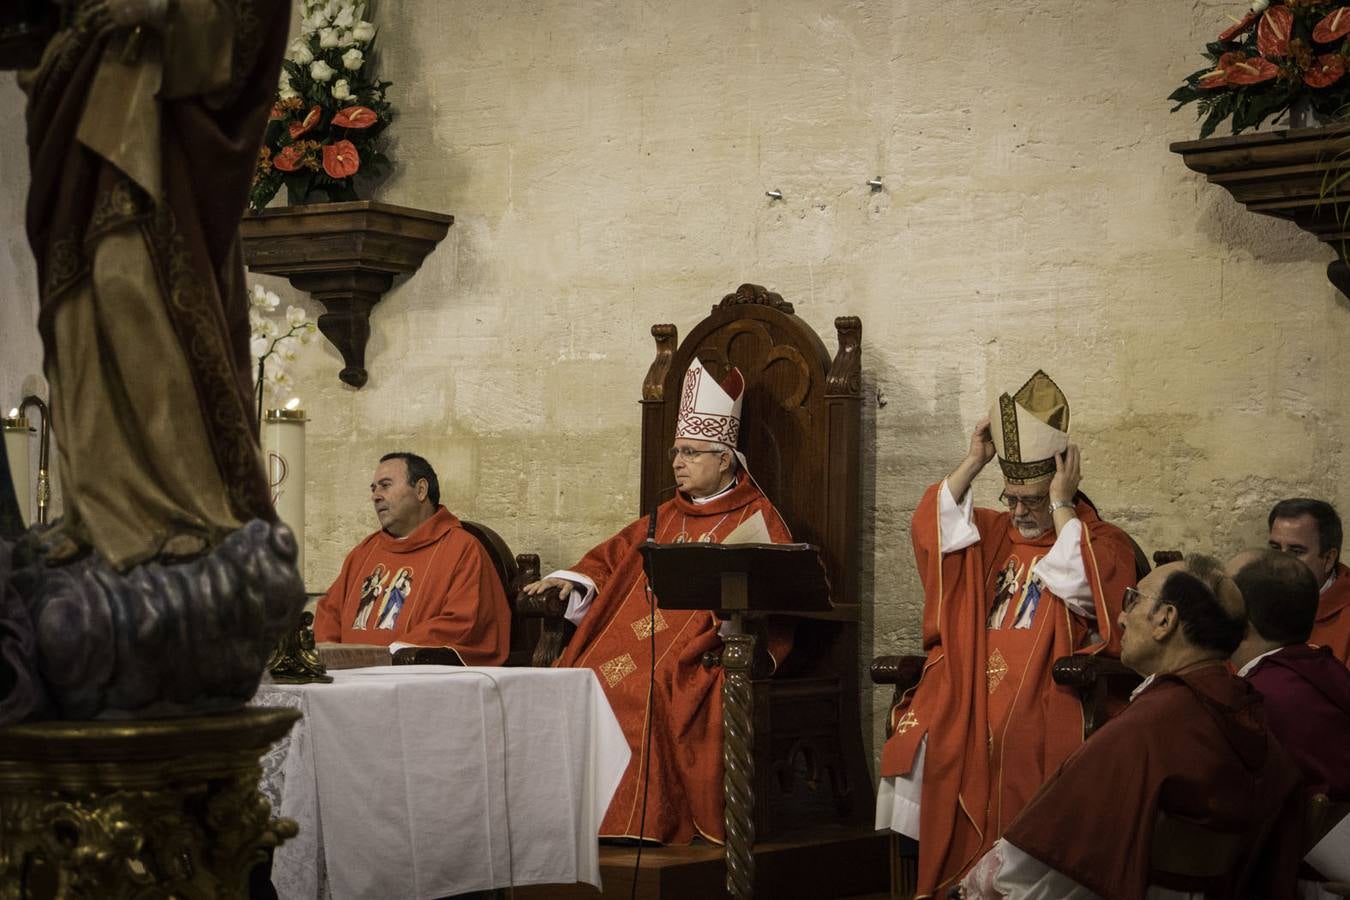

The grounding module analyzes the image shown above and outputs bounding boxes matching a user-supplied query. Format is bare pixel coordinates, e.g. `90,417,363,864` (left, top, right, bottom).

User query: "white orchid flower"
286,305,308,327
333,5,355,28
352,20,375,42
250,336,270,359
342,47,363,70
310,59,337,82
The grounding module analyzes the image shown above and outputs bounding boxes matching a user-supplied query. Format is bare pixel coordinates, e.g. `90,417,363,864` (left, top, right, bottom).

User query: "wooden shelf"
240,200,453,387
1171,125,1350,296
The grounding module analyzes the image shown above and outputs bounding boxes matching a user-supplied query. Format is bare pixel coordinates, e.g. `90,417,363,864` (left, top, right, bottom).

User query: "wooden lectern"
643,541,834,900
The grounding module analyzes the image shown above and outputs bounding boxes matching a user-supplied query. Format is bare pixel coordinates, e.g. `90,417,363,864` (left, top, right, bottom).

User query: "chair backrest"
461,519,537,666
637,284,862,620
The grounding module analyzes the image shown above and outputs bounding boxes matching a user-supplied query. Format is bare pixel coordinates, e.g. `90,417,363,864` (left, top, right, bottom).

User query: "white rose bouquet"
250,0,393,209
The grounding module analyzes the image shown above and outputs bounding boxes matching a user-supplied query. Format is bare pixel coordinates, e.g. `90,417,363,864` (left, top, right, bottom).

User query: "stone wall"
3,0,1349,767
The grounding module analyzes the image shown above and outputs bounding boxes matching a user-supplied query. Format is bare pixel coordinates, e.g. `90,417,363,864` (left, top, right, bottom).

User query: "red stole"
556,475,792,844
879,481,1137,897
1312,563,1350,665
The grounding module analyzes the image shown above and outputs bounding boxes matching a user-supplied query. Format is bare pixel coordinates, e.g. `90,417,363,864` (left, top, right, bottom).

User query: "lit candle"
2,408,31,527
264,399,307,583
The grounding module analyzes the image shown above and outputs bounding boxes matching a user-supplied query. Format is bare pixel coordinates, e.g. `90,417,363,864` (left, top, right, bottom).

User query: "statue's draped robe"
879,482,1135,897
23,0,287,568
1002,664,1303,900
1313,563,1350,664
556,474,792,844
313,507,512,666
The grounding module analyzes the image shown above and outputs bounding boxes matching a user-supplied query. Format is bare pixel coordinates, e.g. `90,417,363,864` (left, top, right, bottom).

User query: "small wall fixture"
765,190,783,201
867,178,884,191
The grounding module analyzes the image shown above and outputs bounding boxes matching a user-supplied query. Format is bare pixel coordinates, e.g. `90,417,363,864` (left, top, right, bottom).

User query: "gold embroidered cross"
630,608,668,640
986,648,1009,693
894,711,919,735
599,653,637,687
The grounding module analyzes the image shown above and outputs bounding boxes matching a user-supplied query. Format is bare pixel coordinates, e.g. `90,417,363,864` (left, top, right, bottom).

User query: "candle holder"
2,411,30,532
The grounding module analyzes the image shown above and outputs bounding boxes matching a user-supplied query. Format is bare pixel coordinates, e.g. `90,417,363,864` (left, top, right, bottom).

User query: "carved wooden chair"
520,284,871,847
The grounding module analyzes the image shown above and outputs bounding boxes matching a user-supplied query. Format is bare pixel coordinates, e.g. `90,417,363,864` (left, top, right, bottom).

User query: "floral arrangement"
249,284,318,424
1170,0,1350,138
249,0,392,210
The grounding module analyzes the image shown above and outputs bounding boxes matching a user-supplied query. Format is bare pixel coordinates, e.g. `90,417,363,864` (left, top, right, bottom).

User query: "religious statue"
0,0,305,723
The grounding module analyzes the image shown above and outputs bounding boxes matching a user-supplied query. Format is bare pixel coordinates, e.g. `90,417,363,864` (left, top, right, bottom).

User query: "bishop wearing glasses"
521,357,793,845
875,371,1138,897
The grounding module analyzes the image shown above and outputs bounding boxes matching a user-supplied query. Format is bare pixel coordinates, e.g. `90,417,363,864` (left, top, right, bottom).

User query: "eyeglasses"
998,491,1050,511
667,447,723,461
1122,586,1163,613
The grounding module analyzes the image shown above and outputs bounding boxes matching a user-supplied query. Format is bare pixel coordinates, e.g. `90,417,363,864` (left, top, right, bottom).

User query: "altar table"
254,666,630,899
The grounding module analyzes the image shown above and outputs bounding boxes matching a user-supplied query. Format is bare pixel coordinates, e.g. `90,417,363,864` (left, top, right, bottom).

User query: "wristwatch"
1049,499,1075,513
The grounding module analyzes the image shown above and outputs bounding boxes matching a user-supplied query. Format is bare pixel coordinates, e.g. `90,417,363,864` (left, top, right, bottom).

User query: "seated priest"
876,371,1138,896
1230,548,1350,799
521,357,793,845
1267,498,1350,663
958,555,1304,900
313,452,511,665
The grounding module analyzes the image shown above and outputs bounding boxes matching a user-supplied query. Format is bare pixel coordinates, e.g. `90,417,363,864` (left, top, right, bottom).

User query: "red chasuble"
1247,643,1350,799
1003,664,1303,900
313,507,511,665
1312,563,1350,665
879,481,1137,898
556,474,792,844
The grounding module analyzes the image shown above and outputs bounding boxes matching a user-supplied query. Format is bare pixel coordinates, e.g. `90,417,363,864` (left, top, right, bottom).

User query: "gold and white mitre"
990,370,1070,484
676,357,745,447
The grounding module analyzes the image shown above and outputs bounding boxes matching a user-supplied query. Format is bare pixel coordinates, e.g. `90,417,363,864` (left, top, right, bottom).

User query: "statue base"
0,706,300,898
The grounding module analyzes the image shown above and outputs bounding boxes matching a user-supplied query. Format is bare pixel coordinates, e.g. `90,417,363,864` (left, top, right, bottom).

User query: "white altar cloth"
254,666,630,900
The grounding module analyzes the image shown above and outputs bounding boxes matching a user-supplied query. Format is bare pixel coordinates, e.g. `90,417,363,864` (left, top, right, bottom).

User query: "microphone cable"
631,504,660,900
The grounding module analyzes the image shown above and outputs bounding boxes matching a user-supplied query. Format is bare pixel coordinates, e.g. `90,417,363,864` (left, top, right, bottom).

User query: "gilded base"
0,707,300,899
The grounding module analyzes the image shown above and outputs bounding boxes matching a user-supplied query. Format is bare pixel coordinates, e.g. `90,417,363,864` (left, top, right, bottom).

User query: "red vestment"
1003,664,1303,900
314,507,510,665
879,482,1136,897
1247,643,1350,799
555,474,792,844
1311,563,1350,664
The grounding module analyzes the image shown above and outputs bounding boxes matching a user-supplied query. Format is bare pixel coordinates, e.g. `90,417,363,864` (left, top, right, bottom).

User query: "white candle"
3,410,31,527
263,403,307,583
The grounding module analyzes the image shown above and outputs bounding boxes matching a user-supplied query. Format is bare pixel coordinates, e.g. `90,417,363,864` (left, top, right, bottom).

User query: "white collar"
1323,572,1338,594
1237,645,1286,678
691,478,737,505
1129,673,1157,702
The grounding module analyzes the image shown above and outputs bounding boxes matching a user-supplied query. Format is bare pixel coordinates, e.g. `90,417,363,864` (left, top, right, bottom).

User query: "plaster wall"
3,1,1349,767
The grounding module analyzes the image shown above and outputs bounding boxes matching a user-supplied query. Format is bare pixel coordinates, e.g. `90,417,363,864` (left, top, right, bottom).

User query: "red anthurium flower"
1305,52,1346,87
332,106,379,129
323,140,361,178
1226,54,1280,84
288,105,322,140
1197,51,1244,88
1257,4,1294,57
1314,7,1350,43
273,144,305,172
1219,10,1259,42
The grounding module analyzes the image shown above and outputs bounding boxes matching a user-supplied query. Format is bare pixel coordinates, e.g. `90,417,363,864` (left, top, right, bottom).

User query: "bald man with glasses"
877,371,1139,898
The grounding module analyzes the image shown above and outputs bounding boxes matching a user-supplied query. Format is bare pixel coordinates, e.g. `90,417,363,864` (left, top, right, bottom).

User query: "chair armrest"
870,655,924,689
1051,654,1136,688
514,587,569,618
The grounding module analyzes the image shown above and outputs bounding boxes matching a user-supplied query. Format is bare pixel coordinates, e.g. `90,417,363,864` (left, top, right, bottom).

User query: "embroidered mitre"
676,357,745,447
990,370,1070,484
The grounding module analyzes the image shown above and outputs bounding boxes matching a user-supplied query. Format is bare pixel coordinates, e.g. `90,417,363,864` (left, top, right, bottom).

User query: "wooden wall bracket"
240,200,453,387
1171,124,1350,298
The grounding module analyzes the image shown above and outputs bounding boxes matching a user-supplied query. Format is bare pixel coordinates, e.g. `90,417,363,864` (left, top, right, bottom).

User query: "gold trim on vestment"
599,653,638,687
